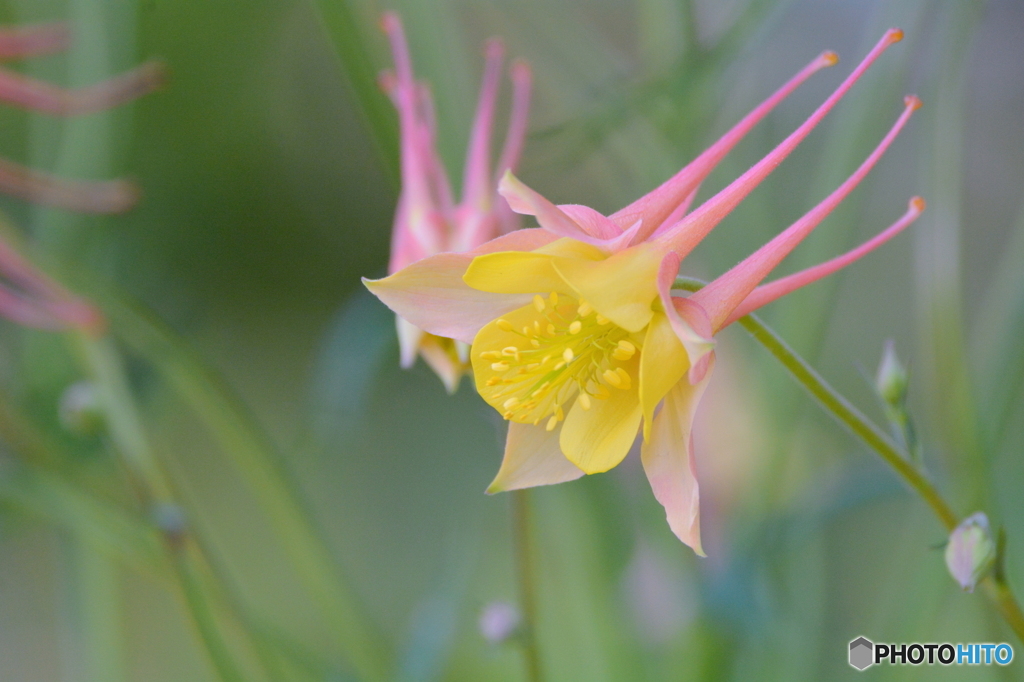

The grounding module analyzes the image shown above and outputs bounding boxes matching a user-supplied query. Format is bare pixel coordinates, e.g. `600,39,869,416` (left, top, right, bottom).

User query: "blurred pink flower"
380,12,531,392
0,22,164,214
368,30,921,553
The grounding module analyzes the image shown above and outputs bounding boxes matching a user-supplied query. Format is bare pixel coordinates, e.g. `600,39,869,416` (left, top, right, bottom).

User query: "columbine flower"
379,12,531,392
366,30,922,554
0,21,164,213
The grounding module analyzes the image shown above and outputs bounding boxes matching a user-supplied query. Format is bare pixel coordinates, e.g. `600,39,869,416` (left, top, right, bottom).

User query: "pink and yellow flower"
366,30,922,554
380,13,531,392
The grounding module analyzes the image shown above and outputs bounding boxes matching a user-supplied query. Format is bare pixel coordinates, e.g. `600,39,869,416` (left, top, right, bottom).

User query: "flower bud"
151,502,188,550
945,512,996,592
478,601,522,645
875,339,908,407
58,381,104,436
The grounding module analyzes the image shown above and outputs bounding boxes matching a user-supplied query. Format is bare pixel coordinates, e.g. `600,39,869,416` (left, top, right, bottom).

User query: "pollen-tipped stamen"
691,93,920,331
656,29,904,260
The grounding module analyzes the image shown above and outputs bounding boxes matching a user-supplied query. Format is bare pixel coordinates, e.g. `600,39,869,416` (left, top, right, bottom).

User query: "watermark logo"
849,636,1013,670
849,637,873,670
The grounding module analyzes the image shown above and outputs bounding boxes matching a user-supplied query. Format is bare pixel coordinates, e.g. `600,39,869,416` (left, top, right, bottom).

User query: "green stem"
169,545,248,682
735,313,958,529
72,332,253,681
511,489,544,682
672,276,1024,642
69,539,127,682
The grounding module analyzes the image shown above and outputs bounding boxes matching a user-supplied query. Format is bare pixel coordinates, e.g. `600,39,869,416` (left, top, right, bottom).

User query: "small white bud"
875,340,909,407
945,512,996,593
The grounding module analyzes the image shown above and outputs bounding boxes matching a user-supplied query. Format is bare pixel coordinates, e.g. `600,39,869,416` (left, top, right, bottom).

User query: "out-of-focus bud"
478,601,522,645
945,512,996,593
875,339,909,407
58,381,104,436
152,501,188,550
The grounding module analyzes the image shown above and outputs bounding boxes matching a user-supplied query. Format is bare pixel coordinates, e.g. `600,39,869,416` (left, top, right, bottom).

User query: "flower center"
475,292,640,431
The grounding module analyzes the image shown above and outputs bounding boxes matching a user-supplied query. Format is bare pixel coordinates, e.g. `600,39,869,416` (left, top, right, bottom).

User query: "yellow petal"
487,422,585,493
639,311,691,441
640,353,715,555
559,356,642,473
464,238,605,294
552,242,663,332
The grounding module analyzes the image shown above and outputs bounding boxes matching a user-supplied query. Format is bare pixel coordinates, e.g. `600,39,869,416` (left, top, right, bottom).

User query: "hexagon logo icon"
849,637,874,670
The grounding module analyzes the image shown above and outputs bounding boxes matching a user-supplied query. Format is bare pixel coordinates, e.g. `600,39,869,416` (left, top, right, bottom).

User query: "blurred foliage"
0,0,1022,680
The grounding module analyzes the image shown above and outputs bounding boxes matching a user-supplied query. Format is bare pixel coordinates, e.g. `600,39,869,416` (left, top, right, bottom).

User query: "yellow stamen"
476,292,635,426
612,339,636,361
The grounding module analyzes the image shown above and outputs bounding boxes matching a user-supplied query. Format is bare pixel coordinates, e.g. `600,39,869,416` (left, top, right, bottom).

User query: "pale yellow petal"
640,353,715,555
552,242,663,332
559,356,642,474
638,311,690,441
364,253,531,344
487,422,585,493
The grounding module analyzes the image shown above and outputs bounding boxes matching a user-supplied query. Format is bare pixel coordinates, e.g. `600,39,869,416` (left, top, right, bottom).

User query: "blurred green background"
0,0,1023,679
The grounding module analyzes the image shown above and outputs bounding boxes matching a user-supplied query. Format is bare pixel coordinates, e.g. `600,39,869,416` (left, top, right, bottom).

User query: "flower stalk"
673,275,1024,643
511,489,544,682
